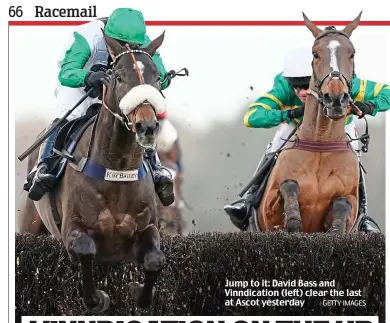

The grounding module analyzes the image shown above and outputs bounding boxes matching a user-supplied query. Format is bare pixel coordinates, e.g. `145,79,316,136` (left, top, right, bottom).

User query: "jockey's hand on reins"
287,106,304,119
84,71,111,99
347,103,362,117
353,101,375,119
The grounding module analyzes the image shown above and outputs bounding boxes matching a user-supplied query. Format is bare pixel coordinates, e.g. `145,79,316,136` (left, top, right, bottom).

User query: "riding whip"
18,88,94,162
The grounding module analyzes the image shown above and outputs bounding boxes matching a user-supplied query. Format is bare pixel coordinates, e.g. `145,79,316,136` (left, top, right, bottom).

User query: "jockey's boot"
357,168,381,233
224,153,271,231
223,184,259,231
145,148,174,206
27,124,59,201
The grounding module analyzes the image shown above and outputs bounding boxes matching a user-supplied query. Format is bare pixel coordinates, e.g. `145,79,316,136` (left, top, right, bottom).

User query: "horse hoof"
143,249,166,272
82,290,110,313
129,282,156,309
285,219,302,233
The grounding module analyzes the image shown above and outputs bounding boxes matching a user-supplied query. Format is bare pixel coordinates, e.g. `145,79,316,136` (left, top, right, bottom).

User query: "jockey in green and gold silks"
244,72,390,129
224,46,390,233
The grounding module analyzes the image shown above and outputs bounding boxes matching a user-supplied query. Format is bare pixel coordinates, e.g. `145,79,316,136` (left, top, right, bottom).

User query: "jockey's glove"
84,71,110,99
286,106,304,120
354,101,375,118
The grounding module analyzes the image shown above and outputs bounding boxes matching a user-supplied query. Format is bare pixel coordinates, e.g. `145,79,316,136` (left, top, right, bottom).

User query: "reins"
100,45,157,132
292,27,370,154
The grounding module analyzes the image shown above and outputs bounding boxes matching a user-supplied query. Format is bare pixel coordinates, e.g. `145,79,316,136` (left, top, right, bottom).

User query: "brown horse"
17,32,170,312
256,13,363,233
157,141,185,235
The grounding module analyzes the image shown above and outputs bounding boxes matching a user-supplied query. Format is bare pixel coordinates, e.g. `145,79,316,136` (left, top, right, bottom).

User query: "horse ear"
342,11,362,36
102,29,124,58
144,31,165,57
302,12,322,38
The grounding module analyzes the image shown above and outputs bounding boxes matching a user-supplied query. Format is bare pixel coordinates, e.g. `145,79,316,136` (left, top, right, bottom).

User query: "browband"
315,26,351,40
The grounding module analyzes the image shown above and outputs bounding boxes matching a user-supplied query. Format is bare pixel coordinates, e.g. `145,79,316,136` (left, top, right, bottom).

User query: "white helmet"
282,47,313,78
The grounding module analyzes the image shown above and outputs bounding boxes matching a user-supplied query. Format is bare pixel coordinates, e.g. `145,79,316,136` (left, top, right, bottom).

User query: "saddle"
24,104,100,192
49,104,100,179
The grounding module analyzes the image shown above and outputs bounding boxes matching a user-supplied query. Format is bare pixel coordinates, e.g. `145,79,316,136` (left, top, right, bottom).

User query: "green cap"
104,8,146,44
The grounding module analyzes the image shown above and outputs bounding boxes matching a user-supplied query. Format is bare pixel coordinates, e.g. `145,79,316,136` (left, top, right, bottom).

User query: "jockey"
26,8,177,206
224,46,390,233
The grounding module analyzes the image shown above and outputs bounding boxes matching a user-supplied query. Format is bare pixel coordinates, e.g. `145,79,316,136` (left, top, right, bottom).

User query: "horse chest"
298,156,357,203
71,181,156,235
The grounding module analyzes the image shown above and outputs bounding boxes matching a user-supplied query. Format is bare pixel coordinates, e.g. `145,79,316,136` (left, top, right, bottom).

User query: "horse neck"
297,93,347,142
89,94,143,170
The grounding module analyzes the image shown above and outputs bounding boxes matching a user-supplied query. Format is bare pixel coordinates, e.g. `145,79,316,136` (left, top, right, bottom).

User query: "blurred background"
12,23,387,234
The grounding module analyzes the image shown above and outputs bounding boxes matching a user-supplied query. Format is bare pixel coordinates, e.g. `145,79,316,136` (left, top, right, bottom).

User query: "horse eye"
313,52,319,59
350,53,355,59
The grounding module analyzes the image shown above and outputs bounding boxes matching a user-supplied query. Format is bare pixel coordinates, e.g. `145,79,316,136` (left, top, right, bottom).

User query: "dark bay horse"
18,32,169,312
257,13,363,233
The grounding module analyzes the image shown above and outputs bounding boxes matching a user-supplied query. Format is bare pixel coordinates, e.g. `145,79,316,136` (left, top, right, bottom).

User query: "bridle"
301,27,370,153
308,27,355,110
101,43,158,132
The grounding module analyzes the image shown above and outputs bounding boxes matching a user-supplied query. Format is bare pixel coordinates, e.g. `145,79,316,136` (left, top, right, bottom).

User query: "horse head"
102,31,167,149
303,12,362,120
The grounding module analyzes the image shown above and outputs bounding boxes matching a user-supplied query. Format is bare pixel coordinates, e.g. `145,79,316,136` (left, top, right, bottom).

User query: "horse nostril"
323,93,331,104
145,122,158,136
341,93,350,106
135,122,145,134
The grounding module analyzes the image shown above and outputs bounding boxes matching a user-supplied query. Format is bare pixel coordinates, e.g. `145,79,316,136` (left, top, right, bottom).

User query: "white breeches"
266,121,360,155
156,118,179,153
55,83,101,121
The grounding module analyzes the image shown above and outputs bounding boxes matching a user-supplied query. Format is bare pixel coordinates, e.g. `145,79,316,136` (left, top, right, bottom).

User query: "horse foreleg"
130,224,166,309
326,197,353,233
279,179,302,232
65,227,110,313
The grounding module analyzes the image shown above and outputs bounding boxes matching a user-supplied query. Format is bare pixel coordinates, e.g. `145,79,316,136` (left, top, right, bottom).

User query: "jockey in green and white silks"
26,8,177,206
55,8,171,120
224,46,390,233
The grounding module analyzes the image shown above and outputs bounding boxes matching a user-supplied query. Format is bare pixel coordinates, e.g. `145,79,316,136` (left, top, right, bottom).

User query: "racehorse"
157,142,185,235
256,13,363,233
17,31,169,312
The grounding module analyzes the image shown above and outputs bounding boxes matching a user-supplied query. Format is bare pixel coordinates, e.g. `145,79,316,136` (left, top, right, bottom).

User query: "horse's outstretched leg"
66,228,110,313
130,224,166,309
279,179,302,232
326,197,352,233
